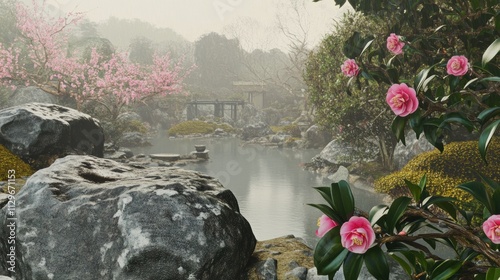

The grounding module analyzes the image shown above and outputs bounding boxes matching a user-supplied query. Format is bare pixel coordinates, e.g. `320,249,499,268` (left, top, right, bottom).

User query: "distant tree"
0,0,18,46
192,32,243,89
129,36,154,65
97,17,187,51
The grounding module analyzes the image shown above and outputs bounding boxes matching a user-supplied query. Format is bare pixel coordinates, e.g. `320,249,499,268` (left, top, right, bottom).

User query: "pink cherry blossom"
483,215,500,244
341,59,360,77
0,1,192,119
386,33,405,55
386,83,419,117
315,214,338,237
340,216,375,254
446,55,469,76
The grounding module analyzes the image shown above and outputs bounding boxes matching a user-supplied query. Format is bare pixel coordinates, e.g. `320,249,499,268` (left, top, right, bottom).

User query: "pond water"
131,136,388,247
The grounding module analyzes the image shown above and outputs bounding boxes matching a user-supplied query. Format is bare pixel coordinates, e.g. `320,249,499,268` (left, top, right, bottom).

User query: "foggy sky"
45,0,350,51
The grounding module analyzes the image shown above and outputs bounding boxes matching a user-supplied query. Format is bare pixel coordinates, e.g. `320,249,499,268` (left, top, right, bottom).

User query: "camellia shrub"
309,0,500,279
375,139,500,205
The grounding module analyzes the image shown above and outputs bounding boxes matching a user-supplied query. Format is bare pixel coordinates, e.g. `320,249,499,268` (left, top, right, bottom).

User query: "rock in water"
0,103,104,168
0,155,256,280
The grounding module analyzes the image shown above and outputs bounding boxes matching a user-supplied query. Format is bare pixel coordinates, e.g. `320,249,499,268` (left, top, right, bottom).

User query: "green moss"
168,121,234,136
123,120,148,134
0,144,34,181
375,138,500,205
269,124,301,138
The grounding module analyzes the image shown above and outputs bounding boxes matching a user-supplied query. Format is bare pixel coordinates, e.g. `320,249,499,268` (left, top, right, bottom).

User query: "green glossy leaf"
464,77,479,89
449,75,460,92
480,76,500,82
459,247,479,263
360,39,374,57
430,260,462,280
492,189,500,214
482,38,500,66
418,74,437,93
364,246,389,280
409,111,423,137
483,207,492,220
479,119,500,163
392,116,407,145
343,32,374,59
457,209,474,226
486,267,500,280
477,107,500,125
308,204,343,225
330,180,355,221
457,181,492,213
474,273,486,280
389,253,413,276
434,201,457,220
385,242,409,252
343,252,364,280
419,175,430,201
439,112,474,132
405,179,421,204
403,218,430,234
422,196,456,209
424,238,437,250
414,67,431,92
478,173,500,191
434,24,446,32
424,123,444,152
314,227,348,275
369,204,388,227
386,196,412,234
313,186,334,207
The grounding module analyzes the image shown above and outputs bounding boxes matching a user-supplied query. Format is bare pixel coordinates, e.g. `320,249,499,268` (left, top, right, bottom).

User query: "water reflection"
131,136,386,246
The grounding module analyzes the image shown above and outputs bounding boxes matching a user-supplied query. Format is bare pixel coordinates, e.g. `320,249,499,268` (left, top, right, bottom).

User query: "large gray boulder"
300,125,331,149
3,87,58,108
0,103,104,169
317,139,379,166
0,155,255,280
393,132,435,169
241,122,272,140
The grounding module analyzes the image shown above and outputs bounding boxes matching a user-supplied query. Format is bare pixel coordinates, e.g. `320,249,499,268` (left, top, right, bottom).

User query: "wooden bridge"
186,100,245,121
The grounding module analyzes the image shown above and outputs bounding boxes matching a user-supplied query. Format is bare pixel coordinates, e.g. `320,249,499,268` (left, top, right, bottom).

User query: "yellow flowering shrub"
0,144,34,181
375,138,500,204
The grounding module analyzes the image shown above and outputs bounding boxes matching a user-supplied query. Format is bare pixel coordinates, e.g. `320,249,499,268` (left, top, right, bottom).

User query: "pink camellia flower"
386,83,419,117
386,33,405,55
483,214,500,244
341,59,360,77
315,214,338,237
340,216,375,254
446,55,469,76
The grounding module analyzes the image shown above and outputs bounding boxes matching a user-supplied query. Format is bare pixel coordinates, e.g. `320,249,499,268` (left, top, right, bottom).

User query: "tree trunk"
378,137,395,171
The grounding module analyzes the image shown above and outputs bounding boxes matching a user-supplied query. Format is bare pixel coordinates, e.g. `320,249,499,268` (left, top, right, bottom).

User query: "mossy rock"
0,144,34,181
375,138,500,205
269,124,301,138
168,120,234,136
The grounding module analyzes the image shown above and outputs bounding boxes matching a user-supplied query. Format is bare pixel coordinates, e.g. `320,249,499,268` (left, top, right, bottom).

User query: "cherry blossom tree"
0,0,190,120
